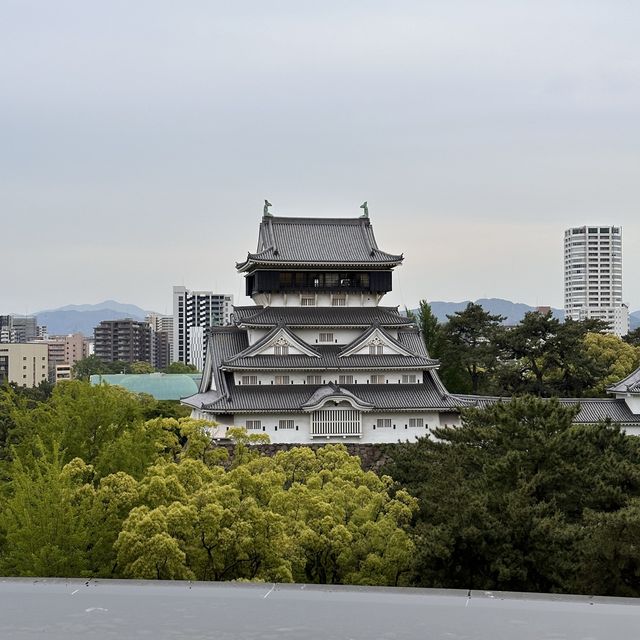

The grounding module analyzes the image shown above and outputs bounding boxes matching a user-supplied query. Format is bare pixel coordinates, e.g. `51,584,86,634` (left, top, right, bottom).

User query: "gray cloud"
2,1,639,313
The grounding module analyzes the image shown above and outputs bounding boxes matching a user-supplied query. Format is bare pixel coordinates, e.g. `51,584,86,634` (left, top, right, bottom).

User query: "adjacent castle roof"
236,216,403,271
607,365,640,394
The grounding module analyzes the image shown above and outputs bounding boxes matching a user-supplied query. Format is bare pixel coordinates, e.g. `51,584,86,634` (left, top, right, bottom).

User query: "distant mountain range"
28,298,640,336
35,301,155,336
420,298,640,331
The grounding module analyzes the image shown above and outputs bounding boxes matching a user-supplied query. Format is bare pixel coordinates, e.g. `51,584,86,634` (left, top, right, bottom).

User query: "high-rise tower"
564,225,628,336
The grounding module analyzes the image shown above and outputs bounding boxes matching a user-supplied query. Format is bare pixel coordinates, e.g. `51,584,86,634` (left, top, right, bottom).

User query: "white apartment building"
172,287,233,370
564,225,628,337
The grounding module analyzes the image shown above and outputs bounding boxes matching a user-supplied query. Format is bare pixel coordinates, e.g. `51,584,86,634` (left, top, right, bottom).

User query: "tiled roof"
225,324,320,362
221,327,437,370
221,347,437,370
236,217,403,270
198,378,469,413
607,366,640,394
301,384,375,411
234,305,414,328
455,394,640,424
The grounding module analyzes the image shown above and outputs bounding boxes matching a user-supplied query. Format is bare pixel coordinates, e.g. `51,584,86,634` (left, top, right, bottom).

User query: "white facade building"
564,225,628,336
183,213,467,443
172,286,233,370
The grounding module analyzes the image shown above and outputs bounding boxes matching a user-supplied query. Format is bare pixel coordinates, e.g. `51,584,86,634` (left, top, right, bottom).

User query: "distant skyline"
3,1,639,315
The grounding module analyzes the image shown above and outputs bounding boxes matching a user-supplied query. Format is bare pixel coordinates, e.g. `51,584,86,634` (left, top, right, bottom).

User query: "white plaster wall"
232,370,426,386
205,411,444,444
619,394,640,415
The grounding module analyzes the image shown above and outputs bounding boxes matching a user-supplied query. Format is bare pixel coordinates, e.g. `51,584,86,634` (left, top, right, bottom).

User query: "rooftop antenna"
359,201,369,218
263,199,273,216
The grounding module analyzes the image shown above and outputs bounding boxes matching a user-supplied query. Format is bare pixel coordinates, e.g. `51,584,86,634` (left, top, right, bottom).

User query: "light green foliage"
130,361,156,374
0,445,94,577
114,446,416,585
583,332,640,395
163,362,199,374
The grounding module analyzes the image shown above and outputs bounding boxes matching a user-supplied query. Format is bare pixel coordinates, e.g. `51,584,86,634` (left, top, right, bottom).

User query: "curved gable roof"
237,216,403,270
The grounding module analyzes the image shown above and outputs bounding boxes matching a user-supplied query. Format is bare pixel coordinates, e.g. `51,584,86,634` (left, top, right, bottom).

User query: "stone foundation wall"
214,442,394,473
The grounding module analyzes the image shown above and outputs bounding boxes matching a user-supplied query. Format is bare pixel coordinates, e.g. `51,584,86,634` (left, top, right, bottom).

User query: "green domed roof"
90,373,200,400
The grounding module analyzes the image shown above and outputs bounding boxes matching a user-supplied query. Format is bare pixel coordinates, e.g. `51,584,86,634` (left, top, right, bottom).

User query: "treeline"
72,356,199,379
2,381,640,595
0,382,416,585
413,301,640,397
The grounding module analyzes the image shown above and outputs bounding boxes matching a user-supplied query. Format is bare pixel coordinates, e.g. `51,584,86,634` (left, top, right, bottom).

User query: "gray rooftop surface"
237,216,403,269
192,378,469,413
456,394,640,424
2,579,640,640
233,305,414,327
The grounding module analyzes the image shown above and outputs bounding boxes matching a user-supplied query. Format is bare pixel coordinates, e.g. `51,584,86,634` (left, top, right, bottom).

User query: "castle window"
402,374,417,383
274,345,289,355
376,418,392,428
338,375,354,385
332,295,346,307
241,375,258,385
409,418,424,428
369,344,383,355
301,296,315,306
307,375,322,384
370,374,385,384
275,375,290,385
245,420,262,430
279,419,295,430
319,332,334,343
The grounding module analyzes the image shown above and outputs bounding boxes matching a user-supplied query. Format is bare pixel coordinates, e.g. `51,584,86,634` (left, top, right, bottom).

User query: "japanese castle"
183,208,640,442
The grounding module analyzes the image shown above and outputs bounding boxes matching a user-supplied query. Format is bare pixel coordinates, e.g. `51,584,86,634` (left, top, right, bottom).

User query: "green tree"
0,444,94,577
623,327,640,348
163,362,199,374
582,333,640,396
495,313,608,397
439,302,505,394
415,300,442,358
384,396,640,595
130,361,155,374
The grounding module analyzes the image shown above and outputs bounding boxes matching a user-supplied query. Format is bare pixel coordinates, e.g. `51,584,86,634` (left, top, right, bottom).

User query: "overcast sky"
2,0,639,315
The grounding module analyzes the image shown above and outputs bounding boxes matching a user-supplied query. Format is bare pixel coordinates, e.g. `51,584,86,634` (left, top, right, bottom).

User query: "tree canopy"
383,396,640,595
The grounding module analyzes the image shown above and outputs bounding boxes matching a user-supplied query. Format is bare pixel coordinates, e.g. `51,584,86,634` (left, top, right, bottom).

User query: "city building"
0,343,49,388
183,213,467,442
30,332,89,382
146,313,173,369
94,319,152,364
564,225,628,336
11,316,38,343
172,287,233,371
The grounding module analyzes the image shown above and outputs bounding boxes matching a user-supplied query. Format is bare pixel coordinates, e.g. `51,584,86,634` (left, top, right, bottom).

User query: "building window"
311,408,361,436
376,418,392,428
369,344,383,355
307,375,322,384
275,375,290,385
245,420,262,430
301,296,315,307
409,418,424,428
338,375,354,385
274,345,289,355
370,374,385,384
402,374,417,383
319,332,334,343
332,295,346,307
279,419,295,430
241,375,258,385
